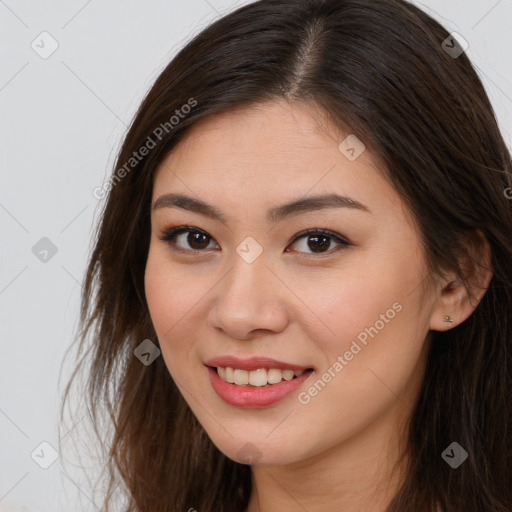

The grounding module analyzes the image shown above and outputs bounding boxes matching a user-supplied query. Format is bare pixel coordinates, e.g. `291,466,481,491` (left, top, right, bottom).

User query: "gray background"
1,1,511,511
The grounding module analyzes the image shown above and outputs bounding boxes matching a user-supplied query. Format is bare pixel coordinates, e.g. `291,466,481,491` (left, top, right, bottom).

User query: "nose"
207,252,290,340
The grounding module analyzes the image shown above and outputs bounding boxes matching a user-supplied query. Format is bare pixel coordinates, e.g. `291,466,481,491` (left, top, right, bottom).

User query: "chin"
207,432,310,466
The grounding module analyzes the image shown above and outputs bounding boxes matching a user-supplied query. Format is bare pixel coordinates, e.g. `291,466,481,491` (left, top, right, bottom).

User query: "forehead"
152,100,399,218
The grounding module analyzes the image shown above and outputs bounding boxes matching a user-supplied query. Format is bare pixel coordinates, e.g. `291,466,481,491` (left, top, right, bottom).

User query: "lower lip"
206,366,314,409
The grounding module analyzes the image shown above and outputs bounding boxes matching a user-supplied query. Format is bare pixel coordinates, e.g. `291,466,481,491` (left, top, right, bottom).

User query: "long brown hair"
60,0,512,510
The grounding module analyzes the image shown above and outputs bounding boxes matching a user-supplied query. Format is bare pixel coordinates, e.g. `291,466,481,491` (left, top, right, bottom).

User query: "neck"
245,399,412,512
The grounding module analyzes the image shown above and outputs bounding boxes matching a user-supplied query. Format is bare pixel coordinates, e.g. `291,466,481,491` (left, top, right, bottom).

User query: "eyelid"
158,225,219,253
288,228,352,247
157,225,352,255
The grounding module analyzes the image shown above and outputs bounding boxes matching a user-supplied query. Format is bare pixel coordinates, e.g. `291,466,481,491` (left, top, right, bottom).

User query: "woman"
60,0,512,510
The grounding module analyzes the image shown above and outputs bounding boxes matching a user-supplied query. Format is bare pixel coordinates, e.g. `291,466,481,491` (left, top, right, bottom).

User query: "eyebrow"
152,192,371,224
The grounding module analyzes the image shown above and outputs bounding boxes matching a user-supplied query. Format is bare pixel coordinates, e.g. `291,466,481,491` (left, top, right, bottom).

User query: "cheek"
145,243,203,329
296,268,405,355
144,247,227,386
145,256,174,334
144,251,198,364
295,253,430,398
296,266,430,415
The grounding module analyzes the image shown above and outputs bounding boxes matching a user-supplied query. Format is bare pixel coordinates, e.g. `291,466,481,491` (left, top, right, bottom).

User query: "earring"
443,316,454,323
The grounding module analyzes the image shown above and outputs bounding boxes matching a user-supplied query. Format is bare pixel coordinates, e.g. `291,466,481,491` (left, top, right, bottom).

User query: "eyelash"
157,225,352,258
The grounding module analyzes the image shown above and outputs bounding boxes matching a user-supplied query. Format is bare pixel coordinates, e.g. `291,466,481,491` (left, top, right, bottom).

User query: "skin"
144,99,491,512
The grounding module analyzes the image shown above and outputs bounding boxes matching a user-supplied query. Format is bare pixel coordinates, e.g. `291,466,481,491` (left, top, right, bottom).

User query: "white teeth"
233,369,249,385
249,368,268,387
267,368,283,384
216,366,309,386
282,369,295,381
225,367,235,383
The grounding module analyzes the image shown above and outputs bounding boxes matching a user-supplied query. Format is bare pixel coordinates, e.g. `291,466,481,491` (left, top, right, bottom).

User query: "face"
144,99,437,466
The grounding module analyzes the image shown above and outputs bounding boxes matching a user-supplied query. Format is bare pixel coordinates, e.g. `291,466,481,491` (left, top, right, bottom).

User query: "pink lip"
204,355,313,371
206,366,314,409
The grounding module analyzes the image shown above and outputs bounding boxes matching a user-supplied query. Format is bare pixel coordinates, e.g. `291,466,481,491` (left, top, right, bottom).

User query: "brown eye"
286,229,351,255
158,225,352,257
185,231,211,250
159,226,219,252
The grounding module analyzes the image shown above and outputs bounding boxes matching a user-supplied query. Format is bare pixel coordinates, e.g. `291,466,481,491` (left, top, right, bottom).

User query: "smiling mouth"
209,366,315,387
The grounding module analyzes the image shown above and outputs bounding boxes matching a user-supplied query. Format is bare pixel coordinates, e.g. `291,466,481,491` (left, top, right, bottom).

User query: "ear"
429,229,493,331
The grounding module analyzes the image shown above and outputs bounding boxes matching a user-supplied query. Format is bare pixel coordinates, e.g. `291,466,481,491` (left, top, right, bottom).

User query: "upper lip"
204,356,313,371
